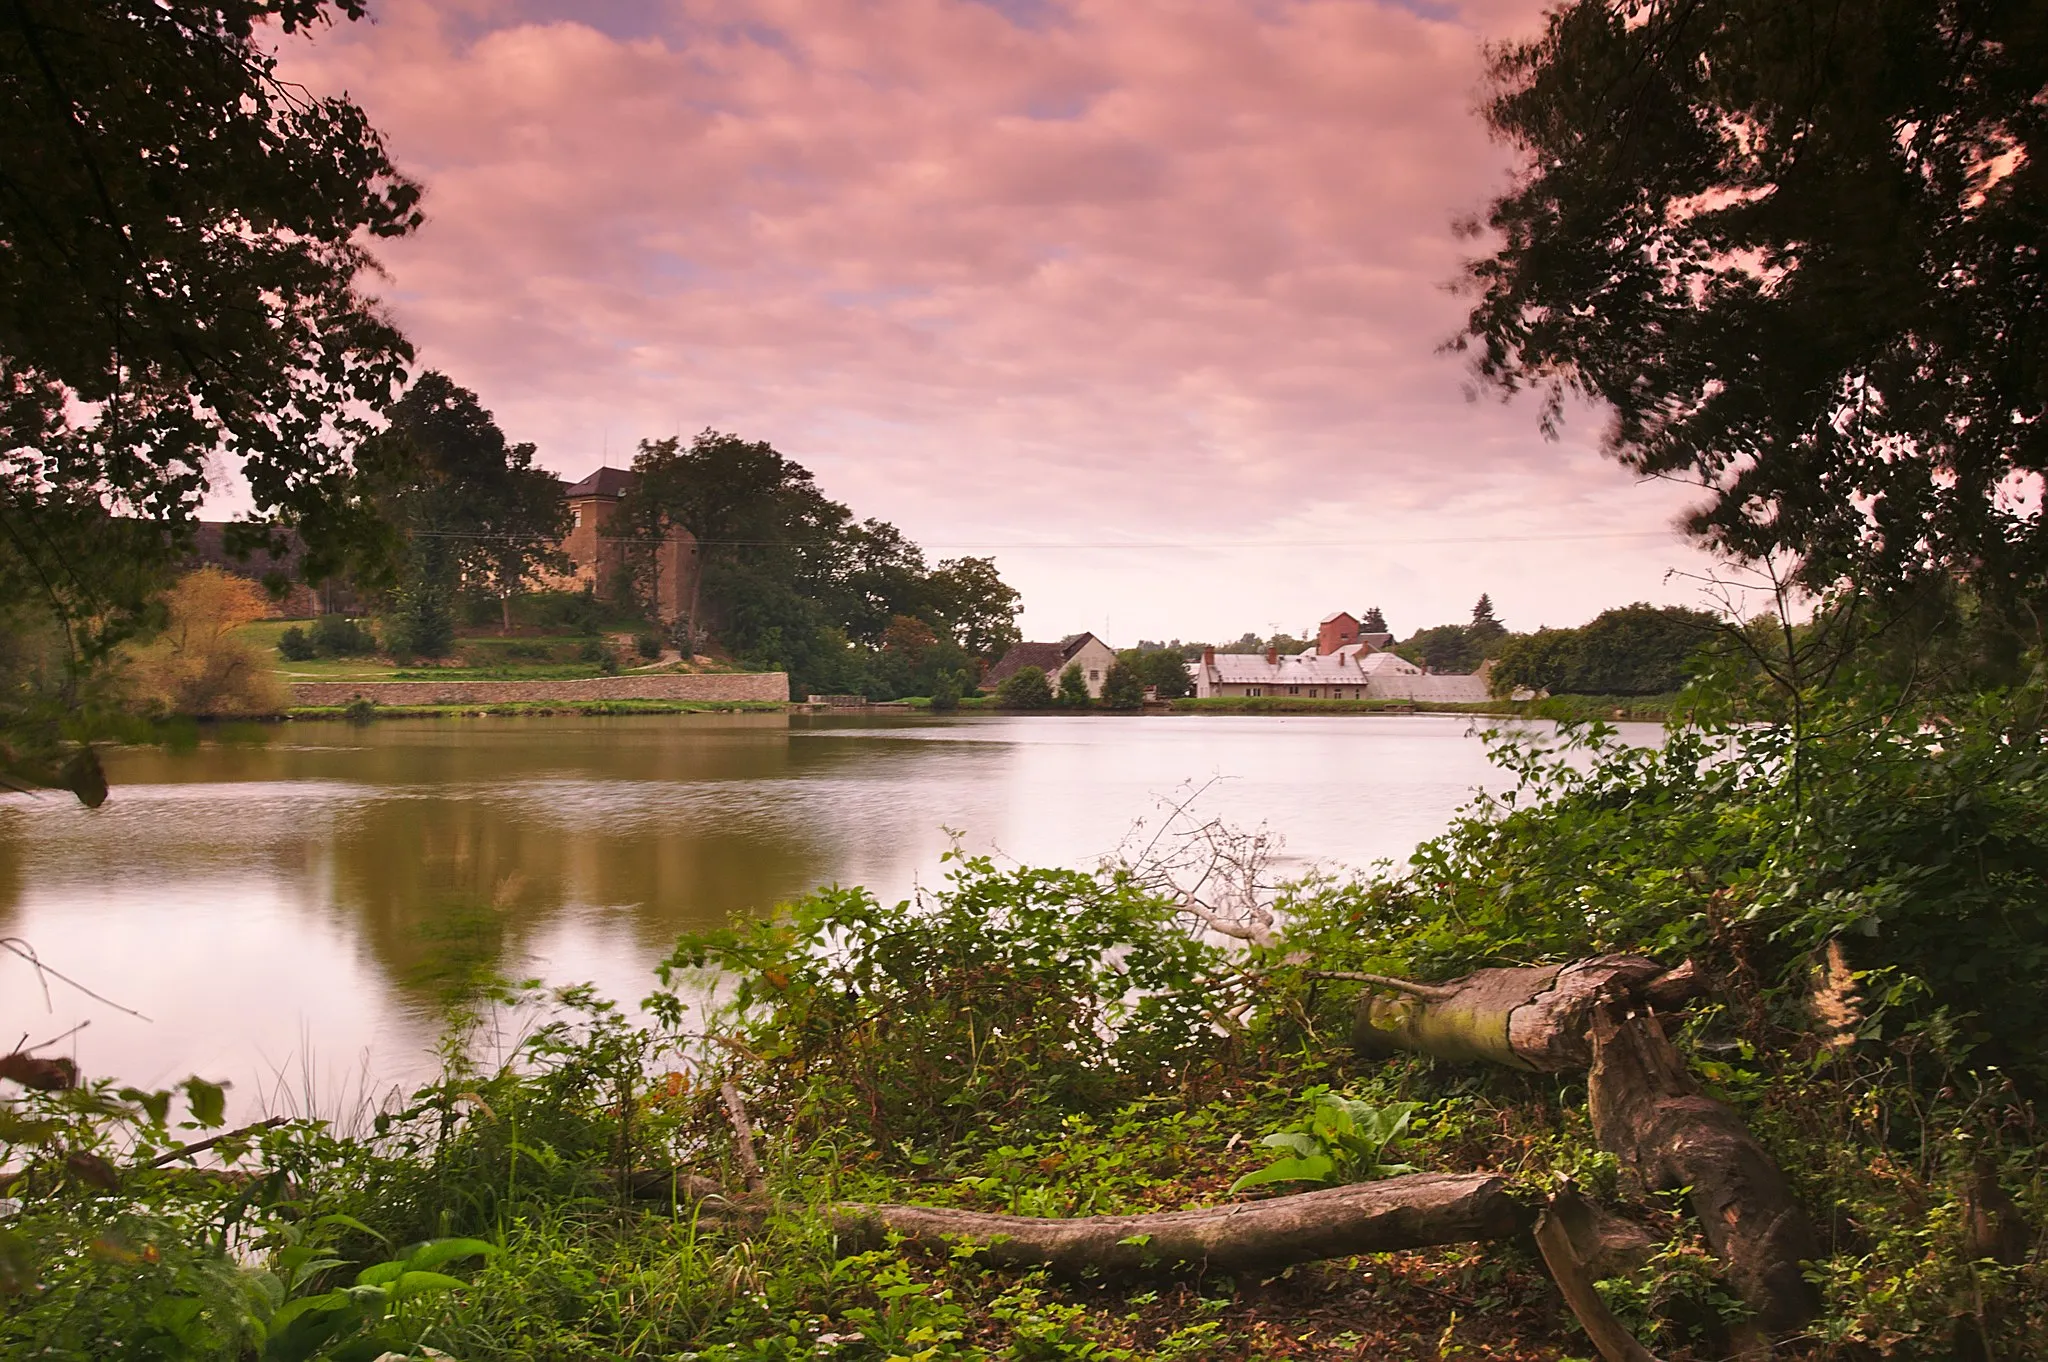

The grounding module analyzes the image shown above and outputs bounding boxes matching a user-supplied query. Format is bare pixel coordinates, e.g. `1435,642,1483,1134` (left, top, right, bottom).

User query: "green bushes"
651,854,1227,1151
995,664,1052,709
279,615,379,661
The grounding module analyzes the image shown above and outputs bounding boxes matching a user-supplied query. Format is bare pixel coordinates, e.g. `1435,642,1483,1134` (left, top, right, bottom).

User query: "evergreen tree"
1056,662,1091,708
1470,594,1505,643
1361,606,1388,634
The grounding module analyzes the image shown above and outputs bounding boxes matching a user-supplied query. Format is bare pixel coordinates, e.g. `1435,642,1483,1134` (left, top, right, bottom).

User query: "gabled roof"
1319,610,1358,625
562,466,636,499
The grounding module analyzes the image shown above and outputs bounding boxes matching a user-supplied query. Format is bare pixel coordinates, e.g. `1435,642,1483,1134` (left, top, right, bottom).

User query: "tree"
1,1,418,798
1119,647,1192,700
1490,605,1719,697
926,556,1022,660
1469,595,1505,644
1101,660,1147,711
1399,624,1482,675
1457,1,2048,617
1361,606,1388,634
996,665,1052,710
124,568,286,716
1056,662,1091,709
2,1,421,619
360,372,568,638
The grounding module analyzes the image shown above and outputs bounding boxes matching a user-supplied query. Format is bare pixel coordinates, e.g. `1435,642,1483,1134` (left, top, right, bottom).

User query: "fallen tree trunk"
832,1171,1526,1275
1348,955,1702,1071
1588,1009,1820,1337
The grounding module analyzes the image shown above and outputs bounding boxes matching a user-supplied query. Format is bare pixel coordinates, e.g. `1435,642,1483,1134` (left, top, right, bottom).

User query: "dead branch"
145,1117,287,1169
720,1079,765,1196
1533,1183,1664,1362
831,1171,1526,1275
1306,971,1458,1000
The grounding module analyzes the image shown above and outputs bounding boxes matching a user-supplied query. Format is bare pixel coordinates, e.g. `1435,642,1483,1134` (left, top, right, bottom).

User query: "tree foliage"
996,665,1052,710
1,0,420,614
1490,603,1720,697
123,568,285,716
358,372,567,640
618,431,1021,697
1459,0,2048,613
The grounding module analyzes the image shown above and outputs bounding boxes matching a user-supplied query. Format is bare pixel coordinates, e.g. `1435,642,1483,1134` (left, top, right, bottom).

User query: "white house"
984,632,1120,699
1185,631,1493,703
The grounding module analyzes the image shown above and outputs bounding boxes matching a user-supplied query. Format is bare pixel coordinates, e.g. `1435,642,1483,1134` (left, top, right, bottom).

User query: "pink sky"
280,0,1724,643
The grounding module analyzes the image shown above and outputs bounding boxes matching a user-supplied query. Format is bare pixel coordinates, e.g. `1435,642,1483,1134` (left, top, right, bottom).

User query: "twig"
720,1079,765,1195
1177,896,1279,948
1303,971,1459,1001
26,1020,89,1052
0,938,152,1020
145,1117,287,1169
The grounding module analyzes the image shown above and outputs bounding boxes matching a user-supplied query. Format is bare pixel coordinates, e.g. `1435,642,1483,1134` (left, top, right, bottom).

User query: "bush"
310,613,377,656
634,631,662,660
276,625,315,661
1101,659,1146,710
1055,661,1091,708
929,670,963,712
125,568,287,716
653,854,1223,1149
996,664,1053,709
385,582,455,659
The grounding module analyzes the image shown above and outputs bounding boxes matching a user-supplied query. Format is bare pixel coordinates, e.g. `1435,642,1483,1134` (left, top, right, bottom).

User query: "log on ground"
1588,1009,1820,1336
831,1170,1527,1275
1350,955,1700,1071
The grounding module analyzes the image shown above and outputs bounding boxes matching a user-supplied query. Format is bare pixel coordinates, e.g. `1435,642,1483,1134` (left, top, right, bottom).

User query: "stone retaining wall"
290,672,789,707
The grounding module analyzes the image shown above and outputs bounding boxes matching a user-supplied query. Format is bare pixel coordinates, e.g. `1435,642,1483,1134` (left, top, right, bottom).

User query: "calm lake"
0,713,1653,1119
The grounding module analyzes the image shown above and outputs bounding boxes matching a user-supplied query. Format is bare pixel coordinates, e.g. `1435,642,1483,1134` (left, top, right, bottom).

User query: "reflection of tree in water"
0,809,24,930
328,782,838,1004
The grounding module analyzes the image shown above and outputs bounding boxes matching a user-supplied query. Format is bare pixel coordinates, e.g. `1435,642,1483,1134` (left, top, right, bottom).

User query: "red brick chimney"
1201,645,1215,667
1265,646,1278,665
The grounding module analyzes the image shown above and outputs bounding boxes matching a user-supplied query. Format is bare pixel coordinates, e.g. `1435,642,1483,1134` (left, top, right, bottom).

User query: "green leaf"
1258,1132,1321,1158
181,1077,228,1129
398,1236,500,1273
118,1087,173,1127
1228,1153,1335,1193
390,1269,470,1299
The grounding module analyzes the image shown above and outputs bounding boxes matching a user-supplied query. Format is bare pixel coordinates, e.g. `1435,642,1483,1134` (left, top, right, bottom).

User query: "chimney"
1201,645,1215,667
1265,646,1278,665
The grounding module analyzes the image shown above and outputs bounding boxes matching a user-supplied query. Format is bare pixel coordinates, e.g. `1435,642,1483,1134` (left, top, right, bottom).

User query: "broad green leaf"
181,1077,228,1129
1228,1153,1335,1193
399,1236,500,1272
1257,1132,1320,1158
390,1269,471,1299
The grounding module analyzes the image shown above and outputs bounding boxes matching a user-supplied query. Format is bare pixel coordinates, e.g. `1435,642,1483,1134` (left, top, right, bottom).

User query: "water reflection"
0,712,1646,1114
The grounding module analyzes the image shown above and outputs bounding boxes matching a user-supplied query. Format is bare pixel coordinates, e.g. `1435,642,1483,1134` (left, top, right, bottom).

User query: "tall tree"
926,556,1023,661
1469,594,1505,643
1458,1,2048,618
1360,606,1388,634
0,0,419,795
359,372,567,636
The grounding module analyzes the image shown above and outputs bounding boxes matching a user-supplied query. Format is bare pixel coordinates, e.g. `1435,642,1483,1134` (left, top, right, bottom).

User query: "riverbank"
888,693,1681,721
285,698,788,719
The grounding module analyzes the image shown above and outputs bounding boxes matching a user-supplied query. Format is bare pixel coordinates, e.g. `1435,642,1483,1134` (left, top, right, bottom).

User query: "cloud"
280,0,1723,637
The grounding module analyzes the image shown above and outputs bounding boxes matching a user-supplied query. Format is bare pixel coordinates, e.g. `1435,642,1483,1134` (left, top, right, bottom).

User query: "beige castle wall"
290,672,790,707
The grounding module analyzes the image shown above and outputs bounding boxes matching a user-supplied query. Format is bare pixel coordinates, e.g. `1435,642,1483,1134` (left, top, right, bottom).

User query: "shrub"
930,670,963,712
652,854,1225,1150
996,664,1052,709
385,582,455,659
276,625,315,661
1101,660,1146,710
634,631,662,660
309,613,377,656
125,568,287,716
1055,662,1091,708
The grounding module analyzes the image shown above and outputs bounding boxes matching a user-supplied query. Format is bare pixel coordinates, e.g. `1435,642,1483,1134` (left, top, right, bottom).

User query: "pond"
0,712,1654,1118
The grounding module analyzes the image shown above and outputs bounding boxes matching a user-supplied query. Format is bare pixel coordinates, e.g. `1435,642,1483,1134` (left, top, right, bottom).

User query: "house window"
1247,687,1262,697
1289,685,1299,695
572,508,582,528
1308,689,1318,698
1089,669,1100,681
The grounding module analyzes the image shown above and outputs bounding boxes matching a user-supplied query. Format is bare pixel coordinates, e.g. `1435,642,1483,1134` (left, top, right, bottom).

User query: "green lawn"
238,619,748,683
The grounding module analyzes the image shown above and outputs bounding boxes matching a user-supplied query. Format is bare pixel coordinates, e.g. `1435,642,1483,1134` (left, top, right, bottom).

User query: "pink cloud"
277,0,1725,639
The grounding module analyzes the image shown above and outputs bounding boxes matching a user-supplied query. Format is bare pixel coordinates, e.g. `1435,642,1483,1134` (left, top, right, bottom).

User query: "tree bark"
1350,955,1700,1071
831,1171,1526,1275
1587,1009,1821,1336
